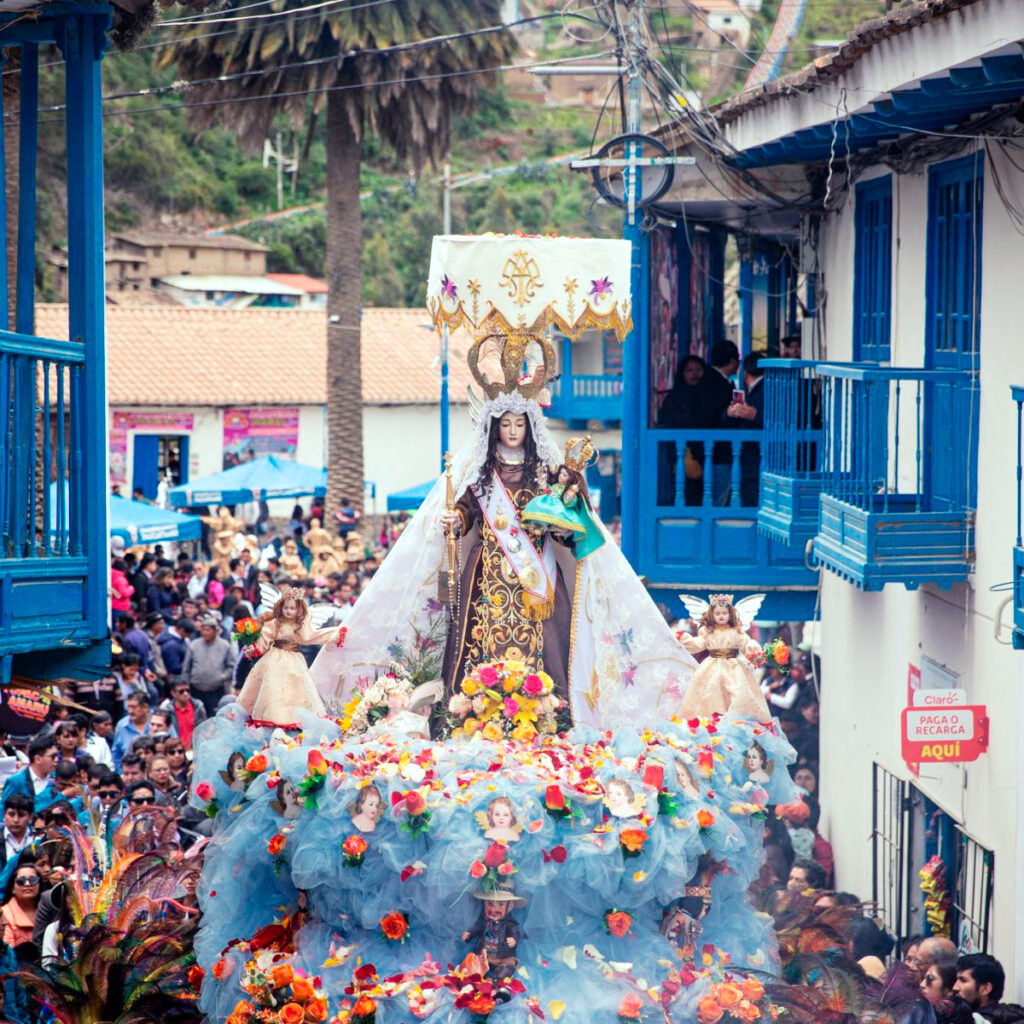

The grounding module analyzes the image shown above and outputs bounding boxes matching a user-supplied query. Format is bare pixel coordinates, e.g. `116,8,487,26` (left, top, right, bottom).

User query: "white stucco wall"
811,146,1024,993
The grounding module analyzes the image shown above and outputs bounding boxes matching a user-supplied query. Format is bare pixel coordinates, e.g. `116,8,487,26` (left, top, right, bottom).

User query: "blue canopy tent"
49,484,202,545
386,480,435,513
168,455,327,507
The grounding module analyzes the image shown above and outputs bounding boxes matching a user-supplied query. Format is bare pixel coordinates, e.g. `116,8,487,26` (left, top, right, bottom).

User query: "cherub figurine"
521,436,605,560
461,882,524,980
676,594,772,723
235,583,344,727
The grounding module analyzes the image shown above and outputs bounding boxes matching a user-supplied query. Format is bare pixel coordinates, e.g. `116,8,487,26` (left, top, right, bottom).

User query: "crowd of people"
0,499,1015,1019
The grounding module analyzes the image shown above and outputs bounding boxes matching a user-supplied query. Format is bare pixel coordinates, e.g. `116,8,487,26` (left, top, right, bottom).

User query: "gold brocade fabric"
462,466,547,678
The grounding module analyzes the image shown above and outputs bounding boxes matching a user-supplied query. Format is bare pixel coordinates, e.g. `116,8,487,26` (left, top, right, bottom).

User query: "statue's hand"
441,510,461,536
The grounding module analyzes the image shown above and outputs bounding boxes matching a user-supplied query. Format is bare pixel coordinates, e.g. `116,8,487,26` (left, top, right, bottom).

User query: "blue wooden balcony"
636,429,818,620
758,359,825,552
811,364,975,591
547,373,623,426
1011,386,1024,649
0,9,110,677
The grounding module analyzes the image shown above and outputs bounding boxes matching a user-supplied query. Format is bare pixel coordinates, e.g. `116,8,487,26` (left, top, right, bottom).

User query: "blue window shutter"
853,176,893,362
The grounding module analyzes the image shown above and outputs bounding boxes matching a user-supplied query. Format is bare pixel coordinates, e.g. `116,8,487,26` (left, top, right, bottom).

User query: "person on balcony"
720,353,765,507
707,341,741,506
657,355,712,506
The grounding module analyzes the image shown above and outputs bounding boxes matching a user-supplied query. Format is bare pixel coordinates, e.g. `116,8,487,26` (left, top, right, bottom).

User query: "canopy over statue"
312,233,695,730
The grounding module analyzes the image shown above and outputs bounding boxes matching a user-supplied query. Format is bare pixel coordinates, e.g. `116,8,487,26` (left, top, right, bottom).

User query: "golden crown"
280,586,304,602
709,593,734,607
467,331,556,401
564,435,599,473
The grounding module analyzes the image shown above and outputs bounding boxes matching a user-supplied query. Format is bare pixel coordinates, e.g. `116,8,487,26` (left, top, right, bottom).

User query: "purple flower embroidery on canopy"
589,277,613,299
442,275,458,300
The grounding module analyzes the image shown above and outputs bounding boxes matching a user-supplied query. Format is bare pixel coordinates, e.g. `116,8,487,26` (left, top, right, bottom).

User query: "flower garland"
919,855,951,939
696,976,766,1024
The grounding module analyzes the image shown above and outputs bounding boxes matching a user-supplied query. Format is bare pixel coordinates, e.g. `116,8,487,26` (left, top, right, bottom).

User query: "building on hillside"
108,230,268,280
153,274,309,309
266,273,328,309
36,306,620,514
627,0,1024,984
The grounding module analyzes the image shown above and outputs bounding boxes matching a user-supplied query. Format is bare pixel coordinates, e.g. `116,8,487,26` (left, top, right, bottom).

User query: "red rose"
483,842,507,868
195,781,214,802
404,790,427,816
544,785,565,810
380,912,408,942
307,749,327,776
267,832,286,856
187,965,205,990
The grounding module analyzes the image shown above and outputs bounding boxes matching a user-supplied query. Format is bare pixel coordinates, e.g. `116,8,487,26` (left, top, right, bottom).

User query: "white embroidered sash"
473,474,556,603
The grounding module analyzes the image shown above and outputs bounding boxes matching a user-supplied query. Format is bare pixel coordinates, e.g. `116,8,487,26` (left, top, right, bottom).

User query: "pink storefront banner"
110,410,195,485
223,408,299,460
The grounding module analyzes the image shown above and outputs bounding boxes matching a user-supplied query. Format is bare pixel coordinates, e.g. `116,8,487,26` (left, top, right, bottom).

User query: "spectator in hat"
143,613,168,690
182,615,236,717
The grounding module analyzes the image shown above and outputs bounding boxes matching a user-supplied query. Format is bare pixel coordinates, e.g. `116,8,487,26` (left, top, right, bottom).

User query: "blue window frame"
925,152,983,513
853,176,892,362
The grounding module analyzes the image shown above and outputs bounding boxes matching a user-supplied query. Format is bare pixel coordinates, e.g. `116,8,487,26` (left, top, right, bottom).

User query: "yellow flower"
503,676,519,693
482,721,504,742
462,717,481,735
504,659,528,675
512,723,537,742
462,679,479,697
537,671,554,695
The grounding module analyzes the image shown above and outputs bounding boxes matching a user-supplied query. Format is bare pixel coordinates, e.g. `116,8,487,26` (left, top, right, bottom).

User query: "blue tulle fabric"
191,706,797,1023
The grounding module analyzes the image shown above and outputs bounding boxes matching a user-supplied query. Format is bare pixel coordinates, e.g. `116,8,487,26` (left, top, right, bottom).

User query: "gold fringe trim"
522,584,555,622
428,297,633,344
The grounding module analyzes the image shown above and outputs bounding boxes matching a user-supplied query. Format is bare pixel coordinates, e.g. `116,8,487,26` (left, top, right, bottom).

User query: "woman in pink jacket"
111,557,135,613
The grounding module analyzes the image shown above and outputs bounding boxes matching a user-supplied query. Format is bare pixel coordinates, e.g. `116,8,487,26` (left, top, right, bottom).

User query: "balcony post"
58,9,111,638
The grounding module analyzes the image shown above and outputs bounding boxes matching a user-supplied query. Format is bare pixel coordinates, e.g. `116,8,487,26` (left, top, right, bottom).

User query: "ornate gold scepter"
441,451,458,606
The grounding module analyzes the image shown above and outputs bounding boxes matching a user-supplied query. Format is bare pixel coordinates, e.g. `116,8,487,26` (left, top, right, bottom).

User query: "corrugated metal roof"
110,231,268,253
157,275,307,295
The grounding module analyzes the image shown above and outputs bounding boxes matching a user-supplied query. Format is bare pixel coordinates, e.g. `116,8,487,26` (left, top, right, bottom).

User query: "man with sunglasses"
0,736,59,812
125,780,158,809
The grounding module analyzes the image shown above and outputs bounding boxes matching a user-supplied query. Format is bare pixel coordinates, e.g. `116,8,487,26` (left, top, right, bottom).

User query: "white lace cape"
310,397,695,727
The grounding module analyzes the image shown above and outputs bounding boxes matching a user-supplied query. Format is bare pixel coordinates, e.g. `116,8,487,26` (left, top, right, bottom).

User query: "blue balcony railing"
811,364,975,590
547,373,623,425
637,428,818,619
1011,386,1024,649
758,359,825,551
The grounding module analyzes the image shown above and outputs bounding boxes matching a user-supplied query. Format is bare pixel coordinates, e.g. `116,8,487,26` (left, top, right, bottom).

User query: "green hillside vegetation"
29,0,886,304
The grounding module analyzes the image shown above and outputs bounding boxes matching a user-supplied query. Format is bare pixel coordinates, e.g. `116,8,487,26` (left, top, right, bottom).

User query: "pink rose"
497,861,515,876
523,675,544,696
478,666,499,686
195,781,214,802
504,697,520,718
469,860,486,879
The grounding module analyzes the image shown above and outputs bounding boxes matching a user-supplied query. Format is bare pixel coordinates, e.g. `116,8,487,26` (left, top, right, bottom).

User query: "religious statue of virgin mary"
312,235,696,728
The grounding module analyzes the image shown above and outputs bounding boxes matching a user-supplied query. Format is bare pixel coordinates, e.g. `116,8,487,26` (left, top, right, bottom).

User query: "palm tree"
162,2,516,515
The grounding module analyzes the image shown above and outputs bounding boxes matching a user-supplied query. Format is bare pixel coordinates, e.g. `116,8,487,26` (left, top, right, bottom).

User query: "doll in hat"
461,881,525,980
521,436,605,561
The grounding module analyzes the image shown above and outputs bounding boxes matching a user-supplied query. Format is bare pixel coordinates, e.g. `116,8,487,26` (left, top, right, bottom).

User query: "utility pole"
263,134,299,212
440,161,452,469
275,131,284,212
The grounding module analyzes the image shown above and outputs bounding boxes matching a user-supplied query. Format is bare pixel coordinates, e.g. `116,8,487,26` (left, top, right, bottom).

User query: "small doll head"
484,899,511,922
549,463,590,506
701,594,740,630
270,588,308,625
353,783,383,821
745,742,768,774
487,796,516,829
227,752,246,780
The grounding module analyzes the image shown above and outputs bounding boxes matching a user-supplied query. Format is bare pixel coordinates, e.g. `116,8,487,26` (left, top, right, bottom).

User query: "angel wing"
308,602,337,630
678,594,710,624
259,581,281,611
734,594,767,631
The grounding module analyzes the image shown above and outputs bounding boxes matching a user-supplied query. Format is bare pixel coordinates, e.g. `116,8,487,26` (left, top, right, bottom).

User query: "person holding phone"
724,353,765,506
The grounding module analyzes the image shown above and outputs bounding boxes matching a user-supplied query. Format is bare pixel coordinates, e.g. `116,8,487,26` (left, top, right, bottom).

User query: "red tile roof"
265,273,329,294
34,305,473,407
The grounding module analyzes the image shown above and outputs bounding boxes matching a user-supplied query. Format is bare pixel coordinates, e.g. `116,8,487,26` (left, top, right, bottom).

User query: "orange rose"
232,1001,253,1018
404,790,427,816
618,993,644,1019
716,982,743,1007
305,997,329,1021
212,958,228,980
697,809,715,829
605,910,632,938
280,1002,305,1024
353,996,376,1018
619,828,649,853
246,752,268,773
736,1001,762,1022
272,963,295,988
267,832,286,856
291,975,315,1001
466,994,496,1016
380,911,409,942
307,749,327,776
775,643,790,666
343,835,368,857
187,964,205,990
741,977,764,1003
697,997,724,1024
